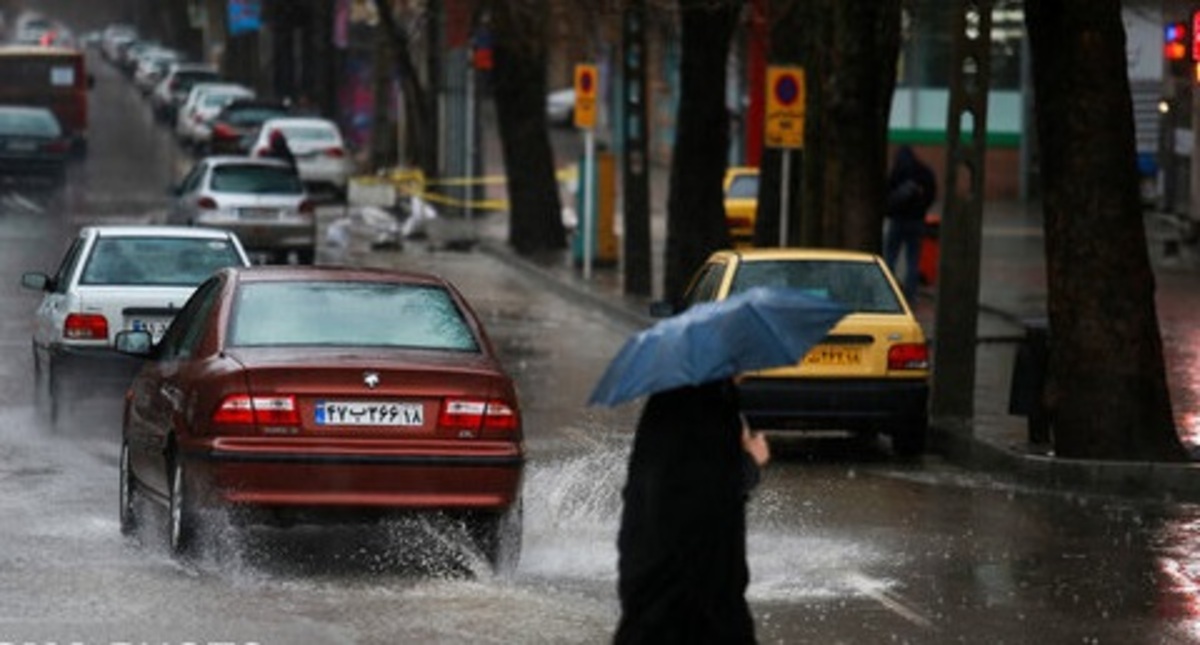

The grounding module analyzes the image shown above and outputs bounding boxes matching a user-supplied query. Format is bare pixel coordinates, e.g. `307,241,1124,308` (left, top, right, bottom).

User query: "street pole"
779,149,791,246
583,127,596,280
464,45,476,240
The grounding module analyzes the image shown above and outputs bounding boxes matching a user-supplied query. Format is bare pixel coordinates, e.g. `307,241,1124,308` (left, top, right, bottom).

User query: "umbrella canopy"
588,287,848,407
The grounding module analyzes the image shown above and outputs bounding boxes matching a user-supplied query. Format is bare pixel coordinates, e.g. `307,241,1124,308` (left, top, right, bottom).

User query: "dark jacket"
615,381,757,645
886,146,937,221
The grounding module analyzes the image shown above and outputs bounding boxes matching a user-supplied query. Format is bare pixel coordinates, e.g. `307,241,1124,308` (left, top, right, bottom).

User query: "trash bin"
1008,318,1051,444
918,213,940,286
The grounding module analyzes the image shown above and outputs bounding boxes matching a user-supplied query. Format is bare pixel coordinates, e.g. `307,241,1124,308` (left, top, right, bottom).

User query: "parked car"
174,82,255,149
114,265,525,568
546,88,575,126
167,156,316,264
132,47,182,96
151,63,221,124
0,105,70,183
248,116,352,198
674,248,930,456
723,166,759,248
207,98,290,155
20,225,251,430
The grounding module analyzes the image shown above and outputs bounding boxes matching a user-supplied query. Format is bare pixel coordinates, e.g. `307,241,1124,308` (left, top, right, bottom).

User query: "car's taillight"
43,139,70,154
726,216,751,228
438,398,519,437
888,343,929,371
196,196,218,210
64,313,108,340
212,394,300,426
212,123,236,139
253,147,268,157
324,147,345,158
298,199,315,214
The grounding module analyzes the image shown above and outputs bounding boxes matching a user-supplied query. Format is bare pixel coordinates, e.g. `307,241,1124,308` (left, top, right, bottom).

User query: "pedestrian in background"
883,145,938,304
265,129,297,170
614,379,769,645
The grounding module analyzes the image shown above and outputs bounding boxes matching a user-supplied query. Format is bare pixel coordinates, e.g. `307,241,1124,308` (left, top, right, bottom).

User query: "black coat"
886,145,937,222
614,381,757,645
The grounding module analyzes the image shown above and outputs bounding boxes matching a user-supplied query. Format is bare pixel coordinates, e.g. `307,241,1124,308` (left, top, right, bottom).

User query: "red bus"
0,45,92,155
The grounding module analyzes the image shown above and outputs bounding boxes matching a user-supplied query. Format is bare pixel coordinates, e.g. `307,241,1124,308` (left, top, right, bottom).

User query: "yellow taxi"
678,248,930,456
723,166,759,247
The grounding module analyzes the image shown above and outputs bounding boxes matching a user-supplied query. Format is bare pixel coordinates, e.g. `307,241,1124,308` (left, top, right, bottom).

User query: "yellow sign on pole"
765,66,805,149
574,64,598,129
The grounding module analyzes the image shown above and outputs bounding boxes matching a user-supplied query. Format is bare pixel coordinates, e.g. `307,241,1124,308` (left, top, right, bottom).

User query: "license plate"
804,346,862,366
315,401,424,427
130,318,171,343
239,207,279,219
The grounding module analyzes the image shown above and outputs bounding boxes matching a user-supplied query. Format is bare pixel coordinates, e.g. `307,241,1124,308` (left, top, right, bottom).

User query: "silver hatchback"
168,156,317,264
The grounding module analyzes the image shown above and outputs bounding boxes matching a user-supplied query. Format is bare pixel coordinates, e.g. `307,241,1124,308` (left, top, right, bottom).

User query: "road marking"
1,192,45,214
848,572,934,629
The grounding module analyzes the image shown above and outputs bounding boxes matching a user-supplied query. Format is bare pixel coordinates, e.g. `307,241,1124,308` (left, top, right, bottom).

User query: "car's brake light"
42,139,70,154
438,398,519,437
196,196,218,210
212,394,300,426
726,216,751,228
64,313,108,340
298,199,315,214
253,147,268,157
324,147,345,158
212,123,236,139
888,343,929,371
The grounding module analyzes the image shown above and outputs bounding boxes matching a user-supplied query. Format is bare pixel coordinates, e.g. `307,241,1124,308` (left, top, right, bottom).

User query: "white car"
21,226,251,430
175,82,255,149
248,116,352,198
151,62,221,124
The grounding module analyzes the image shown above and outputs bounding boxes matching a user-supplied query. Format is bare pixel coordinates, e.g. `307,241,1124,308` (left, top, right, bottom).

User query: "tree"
1025,0,1187,461
488,0,568,256
373,0,437,175
662,0,742,300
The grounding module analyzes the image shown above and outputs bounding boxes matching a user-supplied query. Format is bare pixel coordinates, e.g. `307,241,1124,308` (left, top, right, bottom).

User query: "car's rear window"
277,125,338,142
730,259,904,314
727,174,759,199
0,109,60,137
80,236,244,286
223,107,286,125
229,281,480,351
210,164,303,194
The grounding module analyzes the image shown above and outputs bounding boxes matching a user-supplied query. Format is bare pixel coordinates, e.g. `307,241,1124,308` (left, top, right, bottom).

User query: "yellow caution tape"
350,164,580,212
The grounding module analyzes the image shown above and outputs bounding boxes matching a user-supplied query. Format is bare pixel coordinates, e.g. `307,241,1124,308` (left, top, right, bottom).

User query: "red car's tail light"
43,139,71,154
64,313,108,340
213,394,300,426
196,196,218,210
439,398,519,437
888,343,929,371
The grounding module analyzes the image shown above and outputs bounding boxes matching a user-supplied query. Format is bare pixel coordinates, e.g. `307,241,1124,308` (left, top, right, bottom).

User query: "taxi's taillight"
197,196,218,210
64,313,108,340
888,343,929,371
438,398,519,437
213,394,300,426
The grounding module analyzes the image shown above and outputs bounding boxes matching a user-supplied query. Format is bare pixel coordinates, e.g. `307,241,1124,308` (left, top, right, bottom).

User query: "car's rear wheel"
119,441,139,536
470,498,523,574
892,421,927,458
168,457,197,556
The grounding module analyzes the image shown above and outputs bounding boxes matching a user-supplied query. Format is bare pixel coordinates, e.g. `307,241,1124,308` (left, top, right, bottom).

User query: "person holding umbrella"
590,287,848,644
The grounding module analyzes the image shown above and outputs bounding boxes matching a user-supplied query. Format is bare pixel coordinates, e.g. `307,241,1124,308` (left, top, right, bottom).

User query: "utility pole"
931,0,992,436
622,0,651,296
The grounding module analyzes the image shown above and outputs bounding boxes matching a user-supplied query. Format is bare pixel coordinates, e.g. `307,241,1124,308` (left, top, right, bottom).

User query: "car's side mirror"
114,330,154,356
20,272,50,292
649,300,678,318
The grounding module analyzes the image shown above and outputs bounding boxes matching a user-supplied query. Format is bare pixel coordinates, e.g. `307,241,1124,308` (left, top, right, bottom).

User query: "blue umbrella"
588,286,849,407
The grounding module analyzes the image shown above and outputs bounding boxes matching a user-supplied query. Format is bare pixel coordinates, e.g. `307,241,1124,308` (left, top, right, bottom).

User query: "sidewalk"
457,199,1200,503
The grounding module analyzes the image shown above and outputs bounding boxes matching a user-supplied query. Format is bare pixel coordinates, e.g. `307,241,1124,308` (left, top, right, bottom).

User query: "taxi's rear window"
730,259,904,314
210,164,302,194
80,236,244,286
229,281,480,351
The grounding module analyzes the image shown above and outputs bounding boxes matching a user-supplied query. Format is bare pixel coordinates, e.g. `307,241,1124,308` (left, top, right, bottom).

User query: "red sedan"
115,266,524,567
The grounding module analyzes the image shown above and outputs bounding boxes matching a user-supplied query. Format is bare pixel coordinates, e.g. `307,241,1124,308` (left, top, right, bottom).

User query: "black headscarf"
614,380,757,645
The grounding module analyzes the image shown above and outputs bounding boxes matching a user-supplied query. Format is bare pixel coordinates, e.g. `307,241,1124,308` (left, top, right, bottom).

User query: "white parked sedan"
174,82,255,149
21,225,252,430
248,116,353,199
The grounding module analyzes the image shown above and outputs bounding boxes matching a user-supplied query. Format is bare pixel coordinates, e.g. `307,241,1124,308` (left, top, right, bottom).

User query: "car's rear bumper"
737,376,929,432
184,437,524,512
194,218,315,252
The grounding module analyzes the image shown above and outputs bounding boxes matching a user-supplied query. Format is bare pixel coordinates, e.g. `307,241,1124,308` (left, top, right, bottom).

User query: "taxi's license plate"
315,401,424,427
130,318,171,343
804,346,862,366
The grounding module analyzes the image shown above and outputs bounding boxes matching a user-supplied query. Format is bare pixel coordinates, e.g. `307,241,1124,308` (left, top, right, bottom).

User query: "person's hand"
740,418,770,468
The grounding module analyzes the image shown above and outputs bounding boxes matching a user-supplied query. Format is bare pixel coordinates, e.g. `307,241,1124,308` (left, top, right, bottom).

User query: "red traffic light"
1166,21,1188,61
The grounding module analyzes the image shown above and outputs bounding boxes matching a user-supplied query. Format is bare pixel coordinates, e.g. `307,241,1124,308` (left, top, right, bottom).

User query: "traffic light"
1166,20,1191,77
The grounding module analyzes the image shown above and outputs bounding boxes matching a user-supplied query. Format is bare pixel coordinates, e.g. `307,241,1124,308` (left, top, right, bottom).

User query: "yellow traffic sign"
574,64,598,129
765,66,805,149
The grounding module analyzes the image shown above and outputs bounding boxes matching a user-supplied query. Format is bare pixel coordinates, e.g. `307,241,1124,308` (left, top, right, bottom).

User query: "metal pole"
464,48,475,236
779,149,791,246
583,128,596,280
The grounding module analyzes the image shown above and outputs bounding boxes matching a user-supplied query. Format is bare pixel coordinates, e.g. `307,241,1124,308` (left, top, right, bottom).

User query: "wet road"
3,50,1200,644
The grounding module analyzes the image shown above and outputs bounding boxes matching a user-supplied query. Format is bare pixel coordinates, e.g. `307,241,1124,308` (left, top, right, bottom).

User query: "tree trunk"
374,0,436,175
663,0,740,301
490,0,567,256
1025,0,1187,461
